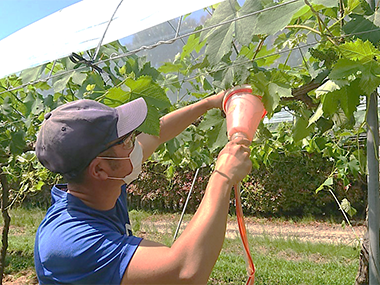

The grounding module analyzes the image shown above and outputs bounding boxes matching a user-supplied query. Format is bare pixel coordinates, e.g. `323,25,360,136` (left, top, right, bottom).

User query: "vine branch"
282,79,328,109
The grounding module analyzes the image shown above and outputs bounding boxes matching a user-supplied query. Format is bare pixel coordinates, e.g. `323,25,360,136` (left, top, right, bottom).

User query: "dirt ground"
142,217,366,246
225,219,366,246
4,218,366,284
3,272,38,285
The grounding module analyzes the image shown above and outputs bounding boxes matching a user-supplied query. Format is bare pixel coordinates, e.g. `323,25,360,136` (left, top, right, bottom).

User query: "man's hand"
206,90,226,110
214,136,252,185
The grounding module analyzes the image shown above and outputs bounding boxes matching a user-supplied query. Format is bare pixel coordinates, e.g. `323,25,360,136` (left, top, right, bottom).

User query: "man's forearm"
158,98,213,143
170,171,233,283
138,91,224,162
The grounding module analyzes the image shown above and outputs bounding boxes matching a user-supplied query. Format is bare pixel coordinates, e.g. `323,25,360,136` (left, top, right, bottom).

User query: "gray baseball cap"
36,98,147,176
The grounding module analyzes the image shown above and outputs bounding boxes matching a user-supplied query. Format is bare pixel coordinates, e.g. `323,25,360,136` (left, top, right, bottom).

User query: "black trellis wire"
0,0,379,97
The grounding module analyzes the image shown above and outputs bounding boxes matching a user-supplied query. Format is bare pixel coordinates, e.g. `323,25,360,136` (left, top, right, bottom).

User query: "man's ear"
88,158,109,181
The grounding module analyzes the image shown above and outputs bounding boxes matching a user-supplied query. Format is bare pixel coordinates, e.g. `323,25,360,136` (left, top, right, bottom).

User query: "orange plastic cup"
223,85,266,142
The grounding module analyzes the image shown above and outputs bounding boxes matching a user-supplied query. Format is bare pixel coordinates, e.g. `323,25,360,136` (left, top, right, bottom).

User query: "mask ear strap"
97,156,131,160
106,176,125,180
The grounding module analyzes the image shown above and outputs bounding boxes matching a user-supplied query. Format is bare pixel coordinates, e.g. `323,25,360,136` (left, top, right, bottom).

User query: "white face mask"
98,138,143,185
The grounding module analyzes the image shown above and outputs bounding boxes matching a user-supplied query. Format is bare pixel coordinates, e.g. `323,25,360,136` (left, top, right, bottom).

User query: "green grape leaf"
137,103,161,136
1,96,12,116
34,81,51,90
21,92,43,117
127,76,171,136
181,27,206,59
126,76,171,109
125,56,160,80
322,89,340,116
53,71,74,93
329,58,361,81
23,93,36,117
176,127,193,144
315,117,334,134
31,96,44,116
201,0,303,65
341,198,357,217
205,22,235,66
266,83,285,113
162,74,181,93
213,55,252,89
102,76,170,136
235,0,262,46
340,80,361,118
199,109,227,152
251,76,289,118
158,62,183,73
166,137,181,155
10,130,26,155
249,72,268,97
20,65,46,84
348,155,360,176
343,14,380,45
339,39,380,62
293,116,313,142
347,0,360,11
315,80,340,98
201,0,239,65
253,0,304,35
71,71,87,85
310,0,337,8
255,46,282,66
308,104,323,126
372,9,380,27
209,120,228,152
321,80,361,118
236,0,304,46
104,86,130,105
360,60,380,95
316,177,333,193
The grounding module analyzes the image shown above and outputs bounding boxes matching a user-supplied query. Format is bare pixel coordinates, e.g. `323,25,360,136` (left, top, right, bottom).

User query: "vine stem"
303,0,339,46
327,187,360,243
339,0,345,30
251,36,267,61
286,25,321,35
0,172,11,283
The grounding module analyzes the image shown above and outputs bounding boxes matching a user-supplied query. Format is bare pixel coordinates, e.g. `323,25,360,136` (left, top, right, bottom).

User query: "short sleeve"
34,186,142,284
35,213,142,284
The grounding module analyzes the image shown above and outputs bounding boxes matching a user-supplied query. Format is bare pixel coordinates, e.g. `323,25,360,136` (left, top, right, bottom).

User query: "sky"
0,0,225,79
0,0,81,40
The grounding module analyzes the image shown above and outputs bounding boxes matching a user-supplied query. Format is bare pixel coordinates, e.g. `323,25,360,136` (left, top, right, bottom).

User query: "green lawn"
4,208,360,284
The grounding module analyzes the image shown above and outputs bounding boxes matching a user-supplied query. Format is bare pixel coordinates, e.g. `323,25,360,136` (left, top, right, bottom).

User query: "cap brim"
115,97,148,137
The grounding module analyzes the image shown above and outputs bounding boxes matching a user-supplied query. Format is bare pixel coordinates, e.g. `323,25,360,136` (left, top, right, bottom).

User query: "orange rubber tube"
234,183,255,284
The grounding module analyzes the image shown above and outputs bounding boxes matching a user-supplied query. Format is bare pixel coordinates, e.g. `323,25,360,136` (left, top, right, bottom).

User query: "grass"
3,208,360,284
211,236,359,284
4,208,43,279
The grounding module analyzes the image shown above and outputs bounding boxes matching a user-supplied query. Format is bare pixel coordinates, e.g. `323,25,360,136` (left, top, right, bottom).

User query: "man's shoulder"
50,184,68,204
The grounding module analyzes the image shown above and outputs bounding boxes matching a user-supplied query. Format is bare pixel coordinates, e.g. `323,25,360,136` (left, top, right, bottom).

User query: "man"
34,92,252,284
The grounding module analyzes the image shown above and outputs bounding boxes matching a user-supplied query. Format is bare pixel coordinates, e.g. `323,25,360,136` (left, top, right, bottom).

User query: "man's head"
35,98,147,182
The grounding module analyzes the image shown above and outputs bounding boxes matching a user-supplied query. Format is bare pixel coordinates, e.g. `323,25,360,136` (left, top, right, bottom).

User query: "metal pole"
367,91,380,284
366,2,379,284
173,168,200,243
